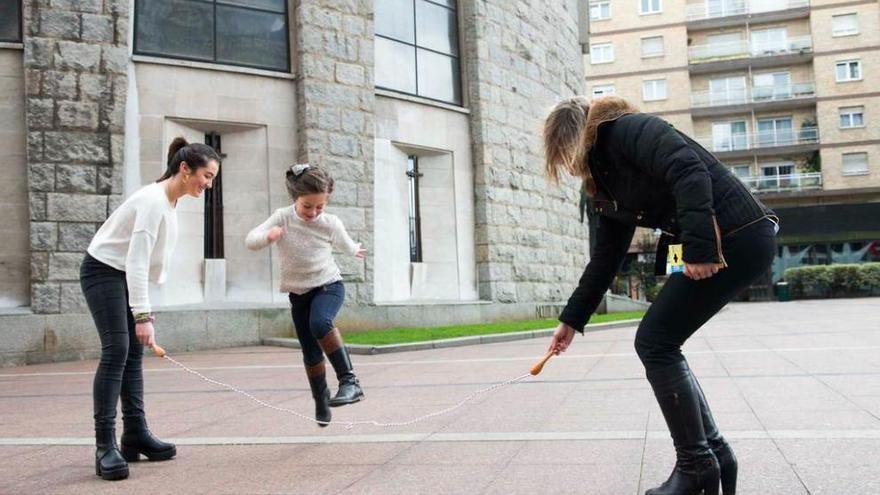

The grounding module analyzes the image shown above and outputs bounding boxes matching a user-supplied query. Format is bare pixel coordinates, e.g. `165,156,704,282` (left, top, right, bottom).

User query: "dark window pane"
375,37,416,94
216,6,289,70
0,0,22,42
375,0,415,43
135,0,214,61
217,0,286,13
416,0,458,55
417,48,460,104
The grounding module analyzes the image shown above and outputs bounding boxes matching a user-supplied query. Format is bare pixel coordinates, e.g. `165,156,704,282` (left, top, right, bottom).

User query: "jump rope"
148,344,556,429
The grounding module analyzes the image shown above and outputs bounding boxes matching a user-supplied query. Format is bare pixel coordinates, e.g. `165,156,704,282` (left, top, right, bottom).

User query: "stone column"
293,0,375,304
462,0,588,304
23,0,129,313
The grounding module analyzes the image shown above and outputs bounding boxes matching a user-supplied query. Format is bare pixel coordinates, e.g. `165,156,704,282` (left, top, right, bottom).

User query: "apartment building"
586,0,880,282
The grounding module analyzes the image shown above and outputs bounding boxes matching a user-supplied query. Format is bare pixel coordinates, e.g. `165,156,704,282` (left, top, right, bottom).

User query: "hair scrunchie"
291,163,310,176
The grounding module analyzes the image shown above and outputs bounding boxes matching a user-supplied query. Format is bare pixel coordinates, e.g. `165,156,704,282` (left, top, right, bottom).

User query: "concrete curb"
262,318,643,355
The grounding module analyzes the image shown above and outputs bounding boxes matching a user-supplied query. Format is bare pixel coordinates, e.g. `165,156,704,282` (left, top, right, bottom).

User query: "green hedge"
783,262,880,299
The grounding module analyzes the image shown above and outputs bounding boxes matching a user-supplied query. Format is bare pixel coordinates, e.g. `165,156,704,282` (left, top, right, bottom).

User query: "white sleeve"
246,209,284,250
125,200,165,315
125,231,157,315
331,216,360,256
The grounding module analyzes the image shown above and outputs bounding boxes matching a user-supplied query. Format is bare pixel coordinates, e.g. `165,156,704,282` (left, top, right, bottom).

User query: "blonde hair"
542,96,595,195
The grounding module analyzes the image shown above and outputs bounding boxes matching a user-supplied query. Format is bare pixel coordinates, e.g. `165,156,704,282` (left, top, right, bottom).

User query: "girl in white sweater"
246,164,367,426
81,138,220,480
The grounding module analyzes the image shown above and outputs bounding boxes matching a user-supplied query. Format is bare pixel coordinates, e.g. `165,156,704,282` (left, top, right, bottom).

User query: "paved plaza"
1,298,879,494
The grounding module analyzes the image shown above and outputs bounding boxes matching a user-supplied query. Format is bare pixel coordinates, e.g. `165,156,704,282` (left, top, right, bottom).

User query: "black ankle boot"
691,372,737,495
319,329,364,407
646,361,720,495
120,417,176,462
306,366,332,427
95,428,129,481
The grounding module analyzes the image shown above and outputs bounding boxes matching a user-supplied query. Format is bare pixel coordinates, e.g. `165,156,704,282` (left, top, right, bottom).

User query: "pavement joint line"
3,344,880,378
4,430,880,447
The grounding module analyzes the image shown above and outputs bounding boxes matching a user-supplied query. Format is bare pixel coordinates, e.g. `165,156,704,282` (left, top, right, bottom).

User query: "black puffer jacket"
559,98,775,332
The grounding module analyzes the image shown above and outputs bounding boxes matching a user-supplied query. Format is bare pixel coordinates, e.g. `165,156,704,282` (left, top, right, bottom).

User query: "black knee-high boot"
95,428,128,481
120,417,176,462
691,372,737,495
646,361,720,495
319,328,364,407
306,361,332,426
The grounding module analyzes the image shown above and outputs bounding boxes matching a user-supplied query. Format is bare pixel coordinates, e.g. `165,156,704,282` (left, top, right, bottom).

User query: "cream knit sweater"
245,205,360,294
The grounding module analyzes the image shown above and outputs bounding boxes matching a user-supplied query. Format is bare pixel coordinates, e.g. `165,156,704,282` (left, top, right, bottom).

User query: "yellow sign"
666,244,684,274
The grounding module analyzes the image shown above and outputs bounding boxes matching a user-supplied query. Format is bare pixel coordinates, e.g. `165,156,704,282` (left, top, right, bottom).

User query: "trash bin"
776,281,790,302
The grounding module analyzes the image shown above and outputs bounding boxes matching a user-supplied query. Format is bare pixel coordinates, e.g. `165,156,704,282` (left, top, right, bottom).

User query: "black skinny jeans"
635,219,777,371
80,253,145,432
289,281,345,367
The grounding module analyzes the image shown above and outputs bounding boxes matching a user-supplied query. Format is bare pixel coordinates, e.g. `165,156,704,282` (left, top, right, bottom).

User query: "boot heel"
95,459,100,476
120,445,140,462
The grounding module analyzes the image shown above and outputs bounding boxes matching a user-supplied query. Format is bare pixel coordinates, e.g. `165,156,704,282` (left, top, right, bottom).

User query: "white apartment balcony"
739,172,823,193
688,36,813,73
695,127,819,159
686,0,811,29
690,82,817,116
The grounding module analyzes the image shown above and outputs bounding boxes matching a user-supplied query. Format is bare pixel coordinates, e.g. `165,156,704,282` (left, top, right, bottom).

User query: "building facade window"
727,163,752,179
757,116,793,147
406,155,423,263
0,0,22,42
640,0,662,15
842,152,869,176
836,60,862,82
641,36,664,58
590,1,611,21
591,84,616,97
642,78,667,101
839,106,865,128
134,0,290,72
375,0,462,105
832,13,859,37
712,121,748,152
590,42,614,64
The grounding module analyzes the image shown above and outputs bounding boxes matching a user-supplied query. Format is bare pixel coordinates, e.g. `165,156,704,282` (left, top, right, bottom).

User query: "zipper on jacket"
712,216,728,268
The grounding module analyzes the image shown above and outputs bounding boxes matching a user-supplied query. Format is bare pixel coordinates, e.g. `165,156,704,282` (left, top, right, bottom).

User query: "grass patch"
344,310,645,346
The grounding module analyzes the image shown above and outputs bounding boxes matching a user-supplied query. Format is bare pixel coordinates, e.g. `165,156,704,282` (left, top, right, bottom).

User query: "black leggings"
80,254,144,431
635,219,777,371
289,281,345,367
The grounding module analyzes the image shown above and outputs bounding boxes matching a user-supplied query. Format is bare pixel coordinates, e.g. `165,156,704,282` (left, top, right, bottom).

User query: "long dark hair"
285,164,335,199
156,137,221,182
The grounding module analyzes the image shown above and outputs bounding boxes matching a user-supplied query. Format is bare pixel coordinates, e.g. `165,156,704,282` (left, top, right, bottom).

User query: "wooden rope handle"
150,344,166,358
530,351,555,376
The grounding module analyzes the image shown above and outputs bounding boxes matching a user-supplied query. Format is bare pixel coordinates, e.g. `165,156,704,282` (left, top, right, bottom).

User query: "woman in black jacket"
544,96,778,495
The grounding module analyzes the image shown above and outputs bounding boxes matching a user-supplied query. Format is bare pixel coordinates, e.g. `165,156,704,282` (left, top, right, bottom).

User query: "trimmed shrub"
783,262,880,299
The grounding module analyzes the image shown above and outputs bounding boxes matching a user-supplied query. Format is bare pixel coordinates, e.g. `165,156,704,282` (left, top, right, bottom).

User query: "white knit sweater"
245,206,360,294
87,182,178,314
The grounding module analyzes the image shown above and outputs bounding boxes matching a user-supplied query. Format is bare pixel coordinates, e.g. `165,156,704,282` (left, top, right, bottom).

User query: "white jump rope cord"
161,353,533,429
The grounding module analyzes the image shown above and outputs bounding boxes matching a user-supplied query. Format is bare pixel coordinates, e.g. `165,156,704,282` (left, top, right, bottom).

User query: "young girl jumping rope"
246,164,367,426
81,138,220,480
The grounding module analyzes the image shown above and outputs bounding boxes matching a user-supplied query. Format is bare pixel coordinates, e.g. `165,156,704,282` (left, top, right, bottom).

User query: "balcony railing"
688,35,813,63
686,0,810,22
739,172,823,193
696,127,819,153
691,81,816,108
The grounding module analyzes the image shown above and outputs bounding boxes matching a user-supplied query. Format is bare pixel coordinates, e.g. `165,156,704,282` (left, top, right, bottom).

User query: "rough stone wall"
292,0,375,305
461,0,588,303
23,0,129,314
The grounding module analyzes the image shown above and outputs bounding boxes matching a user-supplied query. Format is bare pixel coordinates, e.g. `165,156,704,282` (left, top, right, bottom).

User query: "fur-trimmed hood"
580,96,639,158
